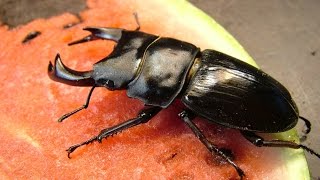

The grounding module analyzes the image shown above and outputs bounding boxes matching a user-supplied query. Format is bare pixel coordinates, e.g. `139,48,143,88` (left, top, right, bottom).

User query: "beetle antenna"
133,12,141,31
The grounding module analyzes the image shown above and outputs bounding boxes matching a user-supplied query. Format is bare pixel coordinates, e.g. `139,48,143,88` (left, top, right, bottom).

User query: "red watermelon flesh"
0,0,309,179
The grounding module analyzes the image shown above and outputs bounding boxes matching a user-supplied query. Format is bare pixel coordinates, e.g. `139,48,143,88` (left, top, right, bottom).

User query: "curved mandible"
48,54,95,86
68,27,123,46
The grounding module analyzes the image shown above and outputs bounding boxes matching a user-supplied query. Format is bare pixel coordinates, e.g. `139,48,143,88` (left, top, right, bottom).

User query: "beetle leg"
66,106,162,158
68,27,123,45
298,116,311,142
178,110,245,179
299,116,311,134
57,85,96,122
241,131,320,159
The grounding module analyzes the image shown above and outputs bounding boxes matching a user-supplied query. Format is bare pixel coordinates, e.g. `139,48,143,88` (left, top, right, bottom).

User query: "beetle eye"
97,79,115,89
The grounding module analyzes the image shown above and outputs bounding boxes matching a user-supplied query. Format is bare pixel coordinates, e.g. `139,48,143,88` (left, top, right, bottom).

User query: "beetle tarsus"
241,131,320,159
66,136,98,158
57,104,86,122
66,106,161,158
179,110,245,179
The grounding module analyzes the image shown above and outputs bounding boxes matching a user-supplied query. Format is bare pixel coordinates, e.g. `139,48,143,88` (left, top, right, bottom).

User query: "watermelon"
0,0,310,179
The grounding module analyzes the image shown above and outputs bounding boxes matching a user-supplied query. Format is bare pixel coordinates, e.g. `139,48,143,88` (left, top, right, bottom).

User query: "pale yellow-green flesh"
136,0,310,179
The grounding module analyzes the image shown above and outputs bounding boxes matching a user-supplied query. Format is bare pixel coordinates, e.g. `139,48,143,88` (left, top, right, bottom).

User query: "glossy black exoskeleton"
48,26,319,179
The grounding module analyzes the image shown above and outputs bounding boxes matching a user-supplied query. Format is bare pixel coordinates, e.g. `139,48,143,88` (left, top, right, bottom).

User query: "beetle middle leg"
241,131,320,158
178,110,245,179
66,106,162,158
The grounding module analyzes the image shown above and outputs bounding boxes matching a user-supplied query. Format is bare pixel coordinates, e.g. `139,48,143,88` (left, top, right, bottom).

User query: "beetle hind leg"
299,116,311,134
298,116,311,142
66,106,162,158
241,131,320,159
68,27,123,46
178,110,245,179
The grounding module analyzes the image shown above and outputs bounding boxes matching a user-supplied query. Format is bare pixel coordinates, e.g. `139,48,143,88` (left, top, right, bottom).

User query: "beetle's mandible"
48,26,320,179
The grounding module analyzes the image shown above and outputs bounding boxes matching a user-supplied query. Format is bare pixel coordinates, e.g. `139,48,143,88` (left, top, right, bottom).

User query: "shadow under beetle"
48,25,320,179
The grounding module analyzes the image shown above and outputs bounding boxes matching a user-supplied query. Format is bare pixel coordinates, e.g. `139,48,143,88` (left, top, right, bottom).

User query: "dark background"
0,0,319,178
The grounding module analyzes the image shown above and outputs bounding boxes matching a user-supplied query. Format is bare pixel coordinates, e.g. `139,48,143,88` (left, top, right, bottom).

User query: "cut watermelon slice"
0,0,310,179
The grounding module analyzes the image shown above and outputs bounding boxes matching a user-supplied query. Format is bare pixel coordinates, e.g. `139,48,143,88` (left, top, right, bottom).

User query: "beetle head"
48,27,158,90
67,27,157,89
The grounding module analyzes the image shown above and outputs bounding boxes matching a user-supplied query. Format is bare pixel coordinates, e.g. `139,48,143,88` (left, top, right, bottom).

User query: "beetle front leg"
66,106,162,158
178,110,245,179
58,85,96,122
241,131,320,158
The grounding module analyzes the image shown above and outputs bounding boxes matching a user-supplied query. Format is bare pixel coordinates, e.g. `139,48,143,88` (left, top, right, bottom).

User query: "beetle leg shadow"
178,110,245,179
241,131,320,159
66,106,162,158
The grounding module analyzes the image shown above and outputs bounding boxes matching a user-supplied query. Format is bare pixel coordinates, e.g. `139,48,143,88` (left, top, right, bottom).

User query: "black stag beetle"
48,22,319,178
